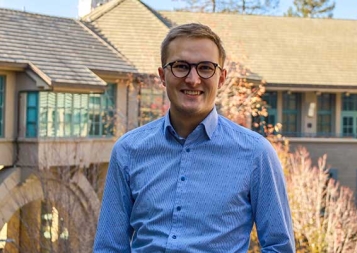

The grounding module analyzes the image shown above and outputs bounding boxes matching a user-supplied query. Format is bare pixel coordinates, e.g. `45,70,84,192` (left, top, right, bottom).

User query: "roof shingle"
0,8,137,87
161,12,357,86
82,0,170,74
83,0,357,87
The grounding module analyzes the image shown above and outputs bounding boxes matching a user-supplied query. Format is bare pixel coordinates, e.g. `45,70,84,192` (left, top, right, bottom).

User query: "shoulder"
115,117,165,148
217,115,265,142
216,115,276,155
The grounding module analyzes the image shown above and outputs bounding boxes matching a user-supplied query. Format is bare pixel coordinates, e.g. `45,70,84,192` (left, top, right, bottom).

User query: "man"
93,23,295,252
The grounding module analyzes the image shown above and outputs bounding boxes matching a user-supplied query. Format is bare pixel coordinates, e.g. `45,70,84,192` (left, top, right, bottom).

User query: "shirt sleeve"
250,138,296,252
93,141,133,253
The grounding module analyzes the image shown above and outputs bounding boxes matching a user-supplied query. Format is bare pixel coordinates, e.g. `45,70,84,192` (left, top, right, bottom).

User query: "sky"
0,0,355,20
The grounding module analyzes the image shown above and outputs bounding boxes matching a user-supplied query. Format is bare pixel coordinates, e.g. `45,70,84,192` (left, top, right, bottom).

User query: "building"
0,7,138,252
82,0,357,195
0,0,357,251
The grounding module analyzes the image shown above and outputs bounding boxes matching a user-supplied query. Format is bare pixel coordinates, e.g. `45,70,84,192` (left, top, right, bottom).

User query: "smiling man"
93,23,295,253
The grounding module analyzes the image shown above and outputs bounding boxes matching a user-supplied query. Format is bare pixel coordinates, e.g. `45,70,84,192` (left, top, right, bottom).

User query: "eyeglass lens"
171,61,217,79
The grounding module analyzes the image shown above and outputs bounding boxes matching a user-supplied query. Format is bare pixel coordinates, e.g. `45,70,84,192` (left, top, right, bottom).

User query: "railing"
281,132,357,138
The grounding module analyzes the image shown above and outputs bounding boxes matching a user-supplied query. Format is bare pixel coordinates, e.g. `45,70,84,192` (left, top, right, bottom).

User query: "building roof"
161,12,357,87
83,0,357,88
82,0,170,74
0,8,137,89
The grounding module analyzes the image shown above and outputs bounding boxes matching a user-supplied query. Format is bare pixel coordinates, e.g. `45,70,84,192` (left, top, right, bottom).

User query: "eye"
198,62,215,72
172,62,190,71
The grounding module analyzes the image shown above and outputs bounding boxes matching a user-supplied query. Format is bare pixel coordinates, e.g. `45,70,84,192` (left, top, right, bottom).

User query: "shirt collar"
164,107,218,140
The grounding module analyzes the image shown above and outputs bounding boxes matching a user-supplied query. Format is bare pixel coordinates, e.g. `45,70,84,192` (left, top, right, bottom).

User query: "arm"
251,139,295,252
93,142,133,253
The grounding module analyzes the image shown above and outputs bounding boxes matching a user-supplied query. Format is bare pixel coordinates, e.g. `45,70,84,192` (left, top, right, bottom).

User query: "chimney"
78,0,112,18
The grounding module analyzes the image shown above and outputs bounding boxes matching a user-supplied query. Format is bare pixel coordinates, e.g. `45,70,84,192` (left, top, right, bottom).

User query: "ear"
158,67,166,87
218,68,227,89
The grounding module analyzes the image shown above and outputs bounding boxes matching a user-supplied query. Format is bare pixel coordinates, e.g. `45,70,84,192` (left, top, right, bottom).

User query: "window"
88,83,116,137
262,91,277,127
252,91,277,134
282,92,301,137
39,92,56,137
328,168,338,181
26,92,39,137
0,76,4,137
341,94,357,137
317,93,335,136
139,85,166,126
27,84,116,138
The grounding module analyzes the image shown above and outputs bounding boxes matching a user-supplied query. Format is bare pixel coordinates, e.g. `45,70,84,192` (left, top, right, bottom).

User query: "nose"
185,66,201,85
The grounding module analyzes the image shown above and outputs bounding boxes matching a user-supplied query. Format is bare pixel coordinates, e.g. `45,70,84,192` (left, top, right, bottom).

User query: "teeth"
184,90,201,95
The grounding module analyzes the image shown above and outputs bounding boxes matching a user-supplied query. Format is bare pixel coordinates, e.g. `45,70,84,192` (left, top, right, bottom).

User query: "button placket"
167,145,191,249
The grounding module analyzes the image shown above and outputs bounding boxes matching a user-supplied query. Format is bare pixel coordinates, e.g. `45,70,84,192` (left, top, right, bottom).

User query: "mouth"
182,90,203,96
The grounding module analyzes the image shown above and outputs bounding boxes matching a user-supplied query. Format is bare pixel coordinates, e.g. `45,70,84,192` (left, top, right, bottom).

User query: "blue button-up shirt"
93,108,295,253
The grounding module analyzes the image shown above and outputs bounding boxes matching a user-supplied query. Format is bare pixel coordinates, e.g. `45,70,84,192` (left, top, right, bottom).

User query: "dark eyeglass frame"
163,60,223,79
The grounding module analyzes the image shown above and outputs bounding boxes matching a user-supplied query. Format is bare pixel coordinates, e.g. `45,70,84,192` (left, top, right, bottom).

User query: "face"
158,37,226,121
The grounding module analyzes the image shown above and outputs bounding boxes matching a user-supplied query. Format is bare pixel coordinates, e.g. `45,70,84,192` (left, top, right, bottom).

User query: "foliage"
285,0,335,18
287,147,357,252
136,74,169,126
172,0,279,14
216,58,357,253
247,139,357,252
216,58,267,128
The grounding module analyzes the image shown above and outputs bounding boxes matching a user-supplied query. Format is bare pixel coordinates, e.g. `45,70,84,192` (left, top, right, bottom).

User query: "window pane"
341,94,357,137
252,92,278,135
342,94,357,111
89,84,116,137
36,84,115,138
26,92,39,137
48,93,56,137
342,117,353,135
28,108,37,122
317,93,335,134
28,94,38,107
282,92,301,136
139,84,166,126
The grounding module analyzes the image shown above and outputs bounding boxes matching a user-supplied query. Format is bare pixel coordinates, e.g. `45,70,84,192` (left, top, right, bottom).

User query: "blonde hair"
161,23,226,67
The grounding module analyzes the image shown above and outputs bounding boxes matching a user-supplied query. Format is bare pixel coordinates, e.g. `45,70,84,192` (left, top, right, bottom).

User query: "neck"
169,109,212,139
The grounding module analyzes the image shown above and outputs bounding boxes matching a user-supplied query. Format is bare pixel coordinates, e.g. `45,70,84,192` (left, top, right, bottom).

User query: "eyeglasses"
163,60,223,79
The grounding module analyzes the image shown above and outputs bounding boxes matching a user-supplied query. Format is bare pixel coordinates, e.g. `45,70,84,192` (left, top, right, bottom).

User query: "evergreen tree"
173,0,279,15
285,0,335,18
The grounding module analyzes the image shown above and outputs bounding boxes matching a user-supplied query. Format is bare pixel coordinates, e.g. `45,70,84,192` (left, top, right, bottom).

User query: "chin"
180,107,207,116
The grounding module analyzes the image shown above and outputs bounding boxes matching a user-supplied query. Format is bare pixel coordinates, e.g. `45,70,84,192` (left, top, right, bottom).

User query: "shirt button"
181,177,185,181
186,148,190,152
177,206,181,211
172,235,177,239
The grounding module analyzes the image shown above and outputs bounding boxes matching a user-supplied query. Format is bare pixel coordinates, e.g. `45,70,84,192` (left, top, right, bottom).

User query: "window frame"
251,91,278,134
138,85,166,126
88,83,116,137
282,92,301,137
26,92,39,138
317,93,335,137
26,84,116,138
341,94,357,138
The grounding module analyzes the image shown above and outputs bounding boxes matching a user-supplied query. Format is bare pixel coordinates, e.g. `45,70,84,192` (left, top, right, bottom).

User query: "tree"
285,0,335,18
172,0,279,14
215,57,267,129
215,56,357,252
286,147,357,252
